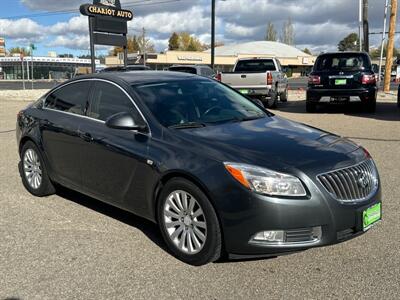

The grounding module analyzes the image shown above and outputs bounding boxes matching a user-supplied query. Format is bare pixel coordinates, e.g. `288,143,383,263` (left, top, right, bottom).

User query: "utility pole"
142,27,147,66
359,0,363,51
211,0,216,70
384,0,397,92
378,0,389,84
363,0,369,52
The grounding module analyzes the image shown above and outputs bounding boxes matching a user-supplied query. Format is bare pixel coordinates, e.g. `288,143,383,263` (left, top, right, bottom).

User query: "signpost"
80,0,133,73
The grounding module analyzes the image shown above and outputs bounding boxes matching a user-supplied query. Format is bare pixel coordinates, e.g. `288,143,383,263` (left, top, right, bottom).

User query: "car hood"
171,116,365,174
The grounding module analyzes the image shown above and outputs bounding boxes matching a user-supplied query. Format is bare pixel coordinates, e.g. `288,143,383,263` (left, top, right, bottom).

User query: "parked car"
307,52,377,113
17,71,381,266
217,57,288,108
167,65,215,78
100,65,151,72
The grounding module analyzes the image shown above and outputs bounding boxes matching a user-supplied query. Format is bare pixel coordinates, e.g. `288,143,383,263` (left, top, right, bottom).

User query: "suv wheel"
19,141,56,197
306,101,317,113
158,178,222,266
364,98,377,113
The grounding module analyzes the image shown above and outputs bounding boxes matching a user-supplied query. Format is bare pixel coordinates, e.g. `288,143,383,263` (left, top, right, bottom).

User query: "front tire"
157,178,222,266
19,141,56,197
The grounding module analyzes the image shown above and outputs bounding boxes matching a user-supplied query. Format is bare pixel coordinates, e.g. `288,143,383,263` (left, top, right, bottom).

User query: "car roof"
317,51,370,57
75,71,200,85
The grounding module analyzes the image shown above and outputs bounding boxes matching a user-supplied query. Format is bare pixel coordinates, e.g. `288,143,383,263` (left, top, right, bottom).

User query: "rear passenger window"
88,81,144,124
45,82,91,115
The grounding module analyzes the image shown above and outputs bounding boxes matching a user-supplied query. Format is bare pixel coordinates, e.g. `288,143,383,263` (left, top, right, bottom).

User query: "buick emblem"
357,173,369,189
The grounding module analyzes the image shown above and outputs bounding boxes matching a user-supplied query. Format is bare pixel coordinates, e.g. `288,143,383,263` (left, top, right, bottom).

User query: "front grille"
318,159,378,202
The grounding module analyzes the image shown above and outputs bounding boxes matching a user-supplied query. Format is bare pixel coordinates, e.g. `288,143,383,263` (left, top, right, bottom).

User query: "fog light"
253,230,284,242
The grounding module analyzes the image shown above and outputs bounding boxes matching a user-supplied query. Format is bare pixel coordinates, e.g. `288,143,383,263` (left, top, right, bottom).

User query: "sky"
0,0,398,57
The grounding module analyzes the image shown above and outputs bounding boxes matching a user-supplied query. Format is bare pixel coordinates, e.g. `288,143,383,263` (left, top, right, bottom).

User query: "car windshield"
234,59,276,73
132,79,266,128
315,54,370,71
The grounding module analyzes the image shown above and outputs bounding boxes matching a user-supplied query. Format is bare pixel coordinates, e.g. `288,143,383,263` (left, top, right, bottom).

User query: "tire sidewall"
157,178,222,266
19,141,54,197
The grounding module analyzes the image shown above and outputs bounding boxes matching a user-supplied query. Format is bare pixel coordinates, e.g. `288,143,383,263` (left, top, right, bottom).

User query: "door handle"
78,130,93,142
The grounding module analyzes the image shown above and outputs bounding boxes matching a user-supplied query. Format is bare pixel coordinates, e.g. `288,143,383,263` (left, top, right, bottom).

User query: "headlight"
224,162,307,197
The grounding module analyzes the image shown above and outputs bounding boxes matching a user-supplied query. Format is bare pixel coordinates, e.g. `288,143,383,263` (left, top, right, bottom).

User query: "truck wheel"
306,101,317,113
280,88,288,102
266,92,278,109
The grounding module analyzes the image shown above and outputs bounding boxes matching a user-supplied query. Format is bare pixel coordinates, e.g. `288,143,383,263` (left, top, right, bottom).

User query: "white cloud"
0,18,43,40
4,0,399,53
225,23,257,37
49,16,88,35
47,35,90,50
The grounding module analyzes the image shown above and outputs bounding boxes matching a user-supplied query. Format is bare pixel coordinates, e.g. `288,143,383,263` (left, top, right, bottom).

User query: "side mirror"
105,112,147,132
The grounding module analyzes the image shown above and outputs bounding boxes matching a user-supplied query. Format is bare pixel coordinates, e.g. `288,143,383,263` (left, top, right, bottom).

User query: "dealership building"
0,56,100,80
106,41,316,77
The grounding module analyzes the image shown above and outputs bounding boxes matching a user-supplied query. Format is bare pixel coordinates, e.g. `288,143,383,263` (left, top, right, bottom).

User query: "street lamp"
211,0,226,70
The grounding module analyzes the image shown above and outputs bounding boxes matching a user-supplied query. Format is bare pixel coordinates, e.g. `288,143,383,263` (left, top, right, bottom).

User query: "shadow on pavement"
55,186,169,254
275,101,400,122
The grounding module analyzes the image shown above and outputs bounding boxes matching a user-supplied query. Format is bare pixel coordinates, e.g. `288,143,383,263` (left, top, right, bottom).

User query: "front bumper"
307,87,377,103
210,171,382,257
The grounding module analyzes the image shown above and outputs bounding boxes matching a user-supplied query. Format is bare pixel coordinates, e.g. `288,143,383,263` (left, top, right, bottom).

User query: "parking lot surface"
1,91,399,299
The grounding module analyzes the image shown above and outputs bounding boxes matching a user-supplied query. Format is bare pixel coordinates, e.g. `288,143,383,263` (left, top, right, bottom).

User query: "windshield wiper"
168,122,206,129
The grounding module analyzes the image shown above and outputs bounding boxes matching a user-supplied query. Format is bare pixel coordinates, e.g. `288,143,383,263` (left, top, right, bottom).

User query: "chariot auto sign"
80,0,133,72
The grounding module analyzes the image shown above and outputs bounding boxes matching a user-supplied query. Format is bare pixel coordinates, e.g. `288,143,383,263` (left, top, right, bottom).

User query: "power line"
2,0,181,19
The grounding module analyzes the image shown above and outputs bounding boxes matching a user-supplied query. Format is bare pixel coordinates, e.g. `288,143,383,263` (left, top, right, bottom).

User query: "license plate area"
362,203,381,231
330,96,349,102
239,89,249,95
335,79,347,85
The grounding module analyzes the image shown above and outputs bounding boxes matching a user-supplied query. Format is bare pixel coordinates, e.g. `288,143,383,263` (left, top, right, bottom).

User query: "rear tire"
157,178,222,266
19,141,56,197
280,88,288,102
306,101,317,113
364,98,376,113
265,91,278,109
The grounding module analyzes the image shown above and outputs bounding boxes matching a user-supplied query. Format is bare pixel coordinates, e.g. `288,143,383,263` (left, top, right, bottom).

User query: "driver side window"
88,81,144,125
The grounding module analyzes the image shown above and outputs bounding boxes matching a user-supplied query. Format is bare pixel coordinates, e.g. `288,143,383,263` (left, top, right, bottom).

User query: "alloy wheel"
163,190,207,254
23,149,42,190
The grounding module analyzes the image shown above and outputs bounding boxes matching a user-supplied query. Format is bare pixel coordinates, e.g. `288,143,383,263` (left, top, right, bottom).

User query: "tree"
370,43,399,59
281,18,294,45
303,48,312,55
8,47,31,56
167,32,206,51
111,35,141,56
338,33,359,51
168,32,180,50
138,29,155,53
265,22,277,41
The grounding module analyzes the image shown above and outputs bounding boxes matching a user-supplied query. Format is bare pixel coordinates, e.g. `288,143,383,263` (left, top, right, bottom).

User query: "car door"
41,81,92,188
78,80,152,213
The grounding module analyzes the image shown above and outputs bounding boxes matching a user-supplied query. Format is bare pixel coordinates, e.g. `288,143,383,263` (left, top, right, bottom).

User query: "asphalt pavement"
0,95,399,299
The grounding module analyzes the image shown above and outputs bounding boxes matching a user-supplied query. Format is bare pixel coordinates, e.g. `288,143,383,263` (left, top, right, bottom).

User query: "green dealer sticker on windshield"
363,203,381,231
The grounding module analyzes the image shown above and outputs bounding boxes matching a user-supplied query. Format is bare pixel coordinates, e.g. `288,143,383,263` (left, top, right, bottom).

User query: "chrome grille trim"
318,159,378,202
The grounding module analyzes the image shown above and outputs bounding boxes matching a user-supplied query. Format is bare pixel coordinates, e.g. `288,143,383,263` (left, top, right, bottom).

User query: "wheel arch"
153,170,227,256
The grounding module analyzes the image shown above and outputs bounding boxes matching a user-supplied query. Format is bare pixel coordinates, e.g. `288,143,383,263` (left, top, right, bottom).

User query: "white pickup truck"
217,58,288,108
